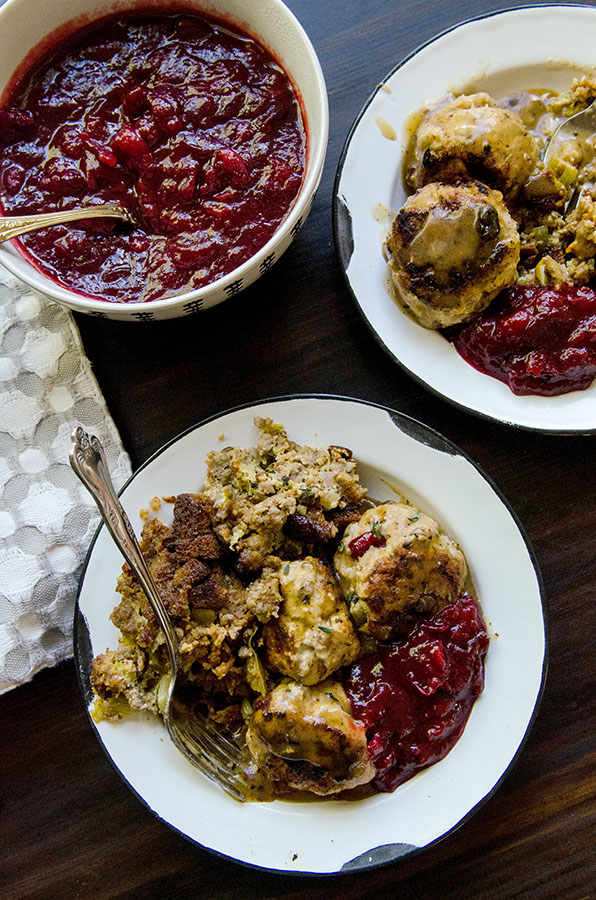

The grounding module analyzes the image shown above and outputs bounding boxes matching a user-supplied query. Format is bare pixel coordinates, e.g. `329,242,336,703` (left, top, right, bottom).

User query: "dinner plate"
334,4,596,433
74,396,546,874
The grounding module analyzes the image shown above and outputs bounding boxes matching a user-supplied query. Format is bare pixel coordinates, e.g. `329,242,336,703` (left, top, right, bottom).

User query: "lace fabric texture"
0,269,131,693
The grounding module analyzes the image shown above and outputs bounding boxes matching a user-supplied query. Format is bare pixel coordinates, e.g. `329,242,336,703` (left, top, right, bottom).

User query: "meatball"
263,557,360,685
413,92,538,197
385,180,520,328
245,679,375,795
333,502,467,640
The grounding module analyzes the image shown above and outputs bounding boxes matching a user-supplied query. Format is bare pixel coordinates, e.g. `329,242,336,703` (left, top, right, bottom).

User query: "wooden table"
3,1,595,897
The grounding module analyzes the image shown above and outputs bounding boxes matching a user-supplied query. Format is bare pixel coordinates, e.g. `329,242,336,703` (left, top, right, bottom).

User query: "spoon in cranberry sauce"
0,201,135,243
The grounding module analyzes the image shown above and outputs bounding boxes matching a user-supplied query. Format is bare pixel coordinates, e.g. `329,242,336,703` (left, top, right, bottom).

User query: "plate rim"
73,392,549,875
332,3,596,435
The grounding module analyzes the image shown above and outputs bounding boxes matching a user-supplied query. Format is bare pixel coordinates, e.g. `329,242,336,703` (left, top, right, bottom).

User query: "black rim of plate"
332,3,596,436
73,393,549,876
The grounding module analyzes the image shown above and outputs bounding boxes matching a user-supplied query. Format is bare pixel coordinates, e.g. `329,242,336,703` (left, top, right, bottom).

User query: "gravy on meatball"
384,180,521,328
412,92,539,198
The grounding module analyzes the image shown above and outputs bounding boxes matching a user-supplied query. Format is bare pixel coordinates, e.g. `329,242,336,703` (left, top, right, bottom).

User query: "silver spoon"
544,98,596,167
544,99,596,212
0,201,135,243
70,427,253,802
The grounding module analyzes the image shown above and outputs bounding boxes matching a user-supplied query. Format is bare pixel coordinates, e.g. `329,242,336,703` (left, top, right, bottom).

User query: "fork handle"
69,427,180,671
0,202,134,243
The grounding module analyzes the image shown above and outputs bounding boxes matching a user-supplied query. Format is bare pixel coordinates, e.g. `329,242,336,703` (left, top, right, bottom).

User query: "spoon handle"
69,427,180,669
0,202,134,243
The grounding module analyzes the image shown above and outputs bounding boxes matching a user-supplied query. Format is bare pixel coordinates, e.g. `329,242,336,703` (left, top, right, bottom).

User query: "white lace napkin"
0,269,131,693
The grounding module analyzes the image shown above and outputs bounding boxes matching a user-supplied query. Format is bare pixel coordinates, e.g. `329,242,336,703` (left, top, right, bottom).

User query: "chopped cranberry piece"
147,89,182,134
81,134,117,167
217,147,250,184
122,85,148,118
135,114,160,147
183,94,217,124
348,530,387,557
1,164,26,193
39,158,86,196
111,124,152,170
405,638,450,696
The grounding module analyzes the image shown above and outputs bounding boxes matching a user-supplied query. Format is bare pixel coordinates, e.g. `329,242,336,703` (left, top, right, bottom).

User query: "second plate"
334,4,596,433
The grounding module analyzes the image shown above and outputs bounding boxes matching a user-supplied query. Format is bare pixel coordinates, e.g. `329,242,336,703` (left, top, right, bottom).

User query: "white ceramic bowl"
0,0,328,320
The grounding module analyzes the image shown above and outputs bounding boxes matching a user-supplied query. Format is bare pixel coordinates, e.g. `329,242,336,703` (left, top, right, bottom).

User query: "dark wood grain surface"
3,1,595,897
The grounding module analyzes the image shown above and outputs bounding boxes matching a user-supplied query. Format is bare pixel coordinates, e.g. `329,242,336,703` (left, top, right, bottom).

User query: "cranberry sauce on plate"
344,594,489,793
0,13,305,303
449,284,596,396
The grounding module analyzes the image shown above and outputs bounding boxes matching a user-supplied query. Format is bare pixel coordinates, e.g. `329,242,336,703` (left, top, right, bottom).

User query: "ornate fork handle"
0,202,135,243
71,427,252,801
69,426,180,672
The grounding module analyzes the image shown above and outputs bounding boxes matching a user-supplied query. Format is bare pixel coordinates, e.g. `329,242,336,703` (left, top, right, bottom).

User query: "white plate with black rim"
74,395,546,874
333,4,596,433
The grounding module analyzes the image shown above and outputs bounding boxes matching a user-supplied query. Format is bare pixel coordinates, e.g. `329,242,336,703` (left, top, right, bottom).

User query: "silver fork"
69,427,253,802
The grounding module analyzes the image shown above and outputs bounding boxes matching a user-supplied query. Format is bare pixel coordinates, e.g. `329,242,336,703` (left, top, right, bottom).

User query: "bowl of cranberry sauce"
0,0,328,320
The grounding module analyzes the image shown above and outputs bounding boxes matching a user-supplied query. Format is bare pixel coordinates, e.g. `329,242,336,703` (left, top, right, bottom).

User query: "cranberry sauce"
344,594,488,793
0,13,305,303
449,284,596,396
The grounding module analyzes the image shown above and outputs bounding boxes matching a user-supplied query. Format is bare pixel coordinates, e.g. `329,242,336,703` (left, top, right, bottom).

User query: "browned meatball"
262,557,360,685
385,180,520,328
333,502,467,640
245,679,375,795
413,92,538,197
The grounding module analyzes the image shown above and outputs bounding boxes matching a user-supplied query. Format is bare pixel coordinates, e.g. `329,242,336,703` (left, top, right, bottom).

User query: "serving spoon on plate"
0,201,135,243
544,99,596,212
544,98,596,166
70,427,254,802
